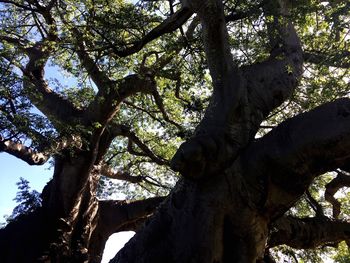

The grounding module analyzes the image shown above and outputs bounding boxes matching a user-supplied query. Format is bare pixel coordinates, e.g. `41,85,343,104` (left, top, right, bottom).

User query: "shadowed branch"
243,98,350,218
269,215,350,249
0,135,48,165
325,170,350,218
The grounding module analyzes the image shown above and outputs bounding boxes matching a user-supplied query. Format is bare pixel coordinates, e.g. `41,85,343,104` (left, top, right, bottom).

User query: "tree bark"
0,148,164,263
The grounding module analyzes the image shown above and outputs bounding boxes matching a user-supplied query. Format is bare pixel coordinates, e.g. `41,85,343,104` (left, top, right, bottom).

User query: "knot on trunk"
170,132,238,179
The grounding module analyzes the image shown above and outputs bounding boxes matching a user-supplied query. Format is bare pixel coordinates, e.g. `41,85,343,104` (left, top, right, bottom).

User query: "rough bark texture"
0,148,164,262
1,0,350,262
111,1,349,263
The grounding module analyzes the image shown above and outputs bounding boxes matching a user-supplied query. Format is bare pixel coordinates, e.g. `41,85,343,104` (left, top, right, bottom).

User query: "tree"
0,0,349,262
3,177,42,224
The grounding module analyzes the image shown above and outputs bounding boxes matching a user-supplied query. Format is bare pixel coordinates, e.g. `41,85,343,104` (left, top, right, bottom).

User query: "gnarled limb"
23,43,84,125
325,170,350,218
0,135,48,165
99,164,143,183
170,0,245,178
242,98,350,218
89,197,165,262
269,215,350,249
97,197,166,236
305,190,325,218
1,2,82,125
171,0,303,179
0,36,84,126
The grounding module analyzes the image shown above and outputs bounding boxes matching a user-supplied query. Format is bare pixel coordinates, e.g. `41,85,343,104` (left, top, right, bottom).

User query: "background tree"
0,0,349,262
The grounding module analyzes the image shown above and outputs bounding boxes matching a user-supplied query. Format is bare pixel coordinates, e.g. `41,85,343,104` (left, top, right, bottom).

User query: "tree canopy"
0,0,350,262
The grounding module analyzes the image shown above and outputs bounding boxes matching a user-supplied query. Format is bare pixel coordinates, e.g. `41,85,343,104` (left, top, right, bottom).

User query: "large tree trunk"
0,149,164,263
110,1,350,262
2,0,350,262
0,153,97,262
114,164,269,263
112,98,350,263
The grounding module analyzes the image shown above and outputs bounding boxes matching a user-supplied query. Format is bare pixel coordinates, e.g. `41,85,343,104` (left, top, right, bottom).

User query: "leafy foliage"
3,178,41,225
0,0,349,261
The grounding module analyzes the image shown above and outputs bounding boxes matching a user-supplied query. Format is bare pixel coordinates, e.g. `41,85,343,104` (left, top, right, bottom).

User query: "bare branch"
151,88,183,130
107,123,169,166
0,135,48,165
269,216,350,249
325,170,350,218
125,130,169,166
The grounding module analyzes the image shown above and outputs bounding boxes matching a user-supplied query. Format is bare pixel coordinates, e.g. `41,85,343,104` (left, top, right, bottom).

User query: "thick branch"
0,136,48,165
305,190,324,218
171,0,303,179
85,74,156,125
241,0,303,131
325,171,350,218
269,216,350,249
243,98,350,218
304,50,350,69
98,197,166,235
100,164,143,183
23,44,84,124
89,196,165,262
112,124,169,166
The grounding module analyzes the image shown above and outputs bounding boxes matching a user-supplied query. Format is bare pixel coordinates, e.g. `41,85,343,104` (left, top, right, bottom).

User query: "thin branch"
69,26,113,95
110,7,193,57
305,189,324,218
